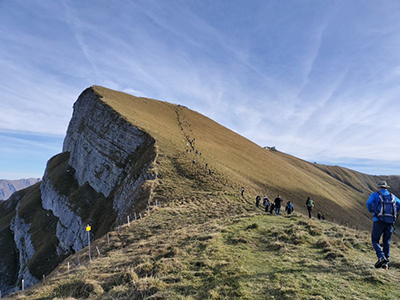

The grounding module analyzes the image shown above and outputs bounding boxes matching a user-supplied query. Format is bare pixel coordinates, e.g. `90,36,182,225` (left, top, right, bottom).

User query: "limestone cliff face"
41,87,156,253
0,87,157,296
63,88,152,198
40,173,87,254
10,206,39,289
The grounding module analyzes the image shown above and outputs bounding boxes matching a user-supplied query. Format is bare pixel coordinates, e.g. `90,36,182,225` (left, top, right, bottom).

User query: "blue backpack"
375,191,397,224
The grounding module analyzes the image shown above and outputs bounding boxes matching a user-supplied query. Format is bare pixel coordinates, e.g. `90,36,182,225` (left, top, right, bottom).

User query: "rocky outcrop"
34,86,156,256
1,87,157,296
10,204,39,290
60,88,156,224
63,88,153,198
40,171,87,254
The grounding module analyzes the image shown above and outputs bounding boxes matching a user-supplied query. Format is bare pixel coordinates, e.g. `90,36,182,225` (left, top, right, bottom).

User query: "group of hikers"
254,194,294,215
242,180,400,270
243,187,326,219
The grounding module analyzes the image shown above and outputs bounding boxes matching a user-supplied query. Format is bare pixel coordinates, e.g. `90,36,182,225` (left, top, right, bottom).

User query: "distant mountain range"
0,178,40,201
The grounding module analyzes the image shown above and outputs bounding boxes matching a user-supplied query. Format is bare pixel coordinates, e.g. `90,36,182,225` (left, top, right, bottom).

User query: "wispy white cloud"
1,0,400,178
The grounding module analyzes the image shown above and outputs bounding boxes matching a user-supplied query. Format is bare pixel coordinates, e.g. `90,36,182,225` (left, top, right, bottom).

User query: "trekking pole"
393,213,399,233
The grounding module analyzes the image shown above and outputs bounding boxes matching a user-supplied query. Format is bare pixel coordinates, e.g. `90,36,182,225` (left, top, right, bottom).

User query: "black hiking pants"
307,207,312,218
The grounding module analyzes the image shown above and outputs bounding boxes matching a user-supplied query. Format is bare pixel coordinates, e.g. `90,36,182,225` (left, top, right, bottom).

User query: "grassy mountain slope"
9,211,400,300
6,86,400,299
92,86,395,230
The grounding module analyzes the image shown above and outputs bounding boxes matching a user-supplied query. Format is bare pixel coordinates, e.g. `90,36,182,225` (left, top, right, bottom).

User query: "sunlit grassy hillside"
9,210,400,300
92,86,394,231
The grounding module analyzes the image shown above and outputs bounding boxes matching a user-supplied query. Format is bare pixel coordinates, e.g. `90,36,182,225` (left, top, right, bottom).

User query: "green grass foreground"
10,208,400,300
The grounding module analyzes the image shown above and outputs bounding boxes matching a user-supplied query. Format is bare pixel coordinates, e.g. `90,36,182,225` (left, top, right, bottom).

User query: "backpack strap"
377,191,385,217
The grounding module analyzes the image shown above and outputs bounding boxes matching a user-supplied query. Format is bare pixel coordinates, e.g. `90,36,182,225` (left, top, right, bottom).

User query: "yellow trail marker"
86,225,92,261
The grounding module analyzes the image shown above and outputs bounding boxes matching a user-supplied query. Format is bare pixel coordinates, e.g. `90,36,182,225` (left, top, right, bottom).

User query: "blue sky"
1,0,400,179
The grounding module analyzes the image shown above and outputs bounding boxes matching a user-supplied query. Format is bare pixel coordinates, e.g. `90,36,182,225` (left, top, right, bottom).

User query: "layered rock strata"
0,87,157,295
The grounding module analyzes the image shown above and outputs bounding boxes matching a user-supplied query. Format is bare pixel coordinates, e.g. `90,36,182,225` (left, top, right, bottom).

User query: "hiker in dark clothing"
321,214,326,221
285,201,294,215
269,203,275,214
306,196,314,218
241,187,245,197
317,212,322,220
274,195,283,215
262,196,268,207
367,181,400,269
264,198,271,213
256,195,261,208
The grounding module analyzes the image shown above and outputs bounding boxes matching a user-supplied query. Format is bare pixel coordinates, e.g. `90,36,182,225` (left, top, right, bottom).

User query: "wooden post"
22,279,24,291
67,262,70,272
127,216,130,227
139,213,142,219
88,230,91,262
43,275,45,282
96,246,101,255
107,233,110,244
86,224,92,261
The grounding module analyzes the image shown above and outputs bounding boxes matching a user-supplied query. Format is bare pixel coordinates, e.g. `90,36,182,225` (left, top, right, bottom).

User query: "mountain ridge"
0,178,40,201
1,86,399,298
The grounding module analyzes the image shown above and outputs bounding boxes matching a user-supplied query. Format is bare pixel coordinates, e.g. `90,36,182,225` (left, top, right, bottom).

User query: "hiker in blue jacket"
285,201,294,215
366,181,400,269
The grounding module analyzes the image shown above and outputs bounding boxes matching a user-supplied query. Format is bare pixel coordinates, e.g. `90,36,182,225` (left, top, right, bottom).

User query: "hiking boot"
374,257,388,268
382,263,389,270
